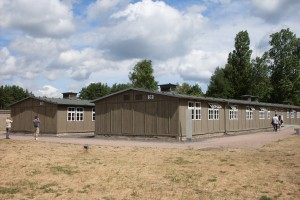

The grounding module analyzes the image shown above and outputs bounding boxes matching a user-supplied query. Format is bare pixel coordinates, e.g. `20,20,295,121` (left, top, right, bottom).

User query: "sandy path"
2,125,299,149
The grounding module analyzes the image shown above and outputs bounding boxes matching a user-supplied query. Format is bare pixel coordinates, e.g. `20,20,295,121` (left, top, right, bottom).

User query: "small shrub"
50,165,78,175
260,195,272,200
0,186,21,194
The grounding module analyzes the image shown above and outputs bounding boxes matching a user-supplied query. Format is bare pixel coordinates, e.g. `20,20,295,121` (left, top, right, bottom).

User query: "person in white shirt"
5,117,13,139
272,114,279,132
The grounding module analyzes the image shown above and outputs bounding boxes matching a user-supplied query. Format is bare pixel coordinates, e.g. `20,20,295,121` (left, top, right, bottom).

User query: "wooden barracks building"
10,92,95,135
9,85,300,139
92,84,300,139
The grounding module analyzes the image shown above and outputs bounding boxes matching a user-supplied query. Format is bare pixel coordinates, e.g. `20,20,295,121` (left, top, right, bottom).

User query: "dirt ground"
2,125,300,149
1,125,300,199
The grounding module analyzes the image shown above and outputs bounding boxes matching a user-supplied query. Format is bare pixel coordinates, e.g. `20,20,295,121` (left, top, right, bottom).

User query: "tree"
79,83,110,100
176,82,203,96
224,31,253,99
189,84,204,96
0,85,32,109
129,59,158,91
206,67,234,98
250,53,272,102
268,28,300,105
110,83,132,93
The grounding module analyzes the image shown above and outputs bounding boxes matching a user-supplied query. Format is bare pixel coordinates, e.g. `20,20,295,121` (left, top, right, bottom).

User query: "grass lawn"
0,136,299,200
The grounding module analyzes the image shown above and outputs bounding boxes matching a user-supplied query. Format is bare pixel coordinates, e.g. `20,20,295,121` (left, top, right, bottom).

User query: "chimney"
62,92,77,99
159,83,178,92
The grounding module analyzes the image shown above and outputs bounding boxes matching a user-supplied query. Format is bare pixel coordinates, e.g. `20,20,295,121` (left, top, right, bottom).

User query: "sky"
0,0,300,98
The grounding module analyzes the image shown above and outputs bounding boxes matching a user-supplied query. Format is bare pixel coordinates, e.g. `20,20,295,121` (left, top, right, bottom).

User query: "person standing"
272,114,279,132
5,117,13,139
278,115,282,129
33,116,40,140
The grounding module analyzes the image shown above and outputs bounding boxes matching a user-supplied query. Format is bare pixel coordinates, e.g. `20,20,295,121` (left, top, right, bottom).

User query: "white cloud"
99,0,207,59
34,85,62,97
0,47,17,78
9,36,69,58
155,50,227,84
251,0,300,23
86,0,128,21
1,0,300,95
55,48,114,78
0,0,75,38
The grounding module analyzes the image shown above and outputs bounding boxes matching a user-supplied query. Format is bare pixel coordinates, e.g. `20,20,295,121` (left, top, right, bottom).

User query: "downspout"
224,101,229,135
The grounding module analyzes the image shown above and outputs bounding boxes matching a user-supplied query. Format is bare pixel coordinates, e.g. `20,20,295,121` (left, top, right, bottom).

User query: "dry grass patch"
0,136,299,199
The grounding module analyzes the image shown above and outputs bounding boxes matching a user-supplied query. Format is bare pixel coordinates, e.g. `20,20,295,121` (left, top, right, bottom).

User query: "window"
92,108,95,121
259,107,266,119
229,105,238,120
208,103,221,120
67,107,84,121
267,111,271,119
297,112,300,119
135,94,143,100
287,111,289,118
76,107,84,121
246,106,254,120
123,94,130,101
147,94,154,100
195,102,201,120
67,107,75,121
290,110,295,118
188,101,201,120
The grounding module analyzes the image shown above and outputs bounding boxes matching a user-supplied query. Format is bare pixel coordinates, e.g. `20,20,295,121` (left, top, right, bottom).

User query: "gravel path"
2,125,299,149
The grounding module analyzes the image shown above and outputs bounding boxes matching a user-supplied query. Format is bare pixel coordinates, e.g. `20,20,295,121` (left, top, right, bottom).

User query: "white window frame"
92,108,95,121
67,107,76,121
76,107,84,121
297,112,300,119
246,106,254,120
188,101,201,120
267,111,271,119
67,107,84,121
290,111,294,118
287,111,289,118
208,103,221,120
259,107,266,119
229,105,238,120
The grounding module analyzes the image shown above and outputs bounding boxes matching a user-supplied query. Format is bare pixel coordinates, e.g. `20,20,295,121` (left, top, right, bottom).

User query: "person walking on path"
5,117,13,139
33,116,40,140
272,114,279,132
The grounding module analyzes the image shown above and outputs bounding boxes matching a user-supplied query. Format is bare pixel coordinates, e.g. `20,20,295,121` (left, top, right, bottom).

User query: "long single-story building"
10,92,95,135
92,85,300,139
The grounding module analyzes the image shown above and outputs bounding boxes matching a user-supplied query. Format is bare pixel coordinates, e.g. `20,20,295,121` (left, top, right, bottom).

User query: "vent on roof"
159,83,177,92
62,92,77,99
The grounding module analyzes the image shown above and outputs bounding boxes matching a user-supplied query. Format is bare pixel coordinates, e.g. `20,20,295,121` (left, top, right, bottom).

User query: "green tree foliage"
268,28,300,105
129,59,158,91
225,30,253,99
251,53,272,102
0,85,32,109
206,67,233,98
110,83,132,93
176,82,204,96
79,83,110,100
